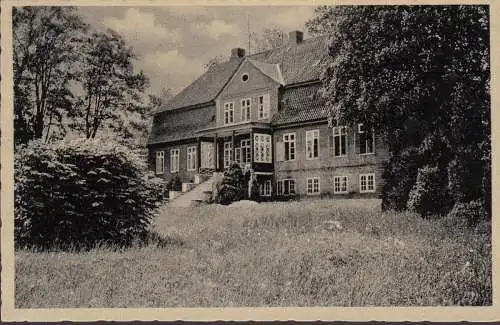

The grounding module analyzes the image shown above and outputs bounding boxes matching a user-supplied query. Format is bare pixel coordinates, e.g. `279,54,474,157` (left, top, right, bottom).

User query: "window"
306,130,319,160
358,123,375,155
307,177,320,195
360,173,376,193
258,94,270,119
277,179,296,196
224,102,234,124
241,98,251,122
254,134,272,163
283,133,296,161
240,139,251,165
155,151,164,174
259,180,272,197
223,142,233,168
334,176,349,194
333,126,347,157
187,146,197,171
241,73,249,82
170,149,180,173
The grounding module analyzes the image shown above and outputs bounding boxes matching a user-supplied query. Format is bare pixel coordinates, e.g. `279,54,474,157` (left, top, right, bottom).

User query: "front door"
200,142,215,169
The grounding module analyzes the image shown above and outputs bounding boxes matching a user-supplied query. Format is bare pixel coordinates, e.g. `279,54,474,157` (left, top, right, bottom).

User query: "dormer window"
241,73,249,82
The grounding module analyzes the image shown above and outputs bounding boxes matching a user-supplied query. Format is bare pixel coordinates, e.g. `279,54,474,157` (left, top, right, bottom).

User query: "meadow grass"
15,199,491,307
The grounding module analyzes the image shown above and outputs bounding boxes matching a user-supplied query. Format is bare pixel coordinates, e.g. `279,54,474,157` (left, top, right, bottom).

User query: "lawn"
15,199,491,307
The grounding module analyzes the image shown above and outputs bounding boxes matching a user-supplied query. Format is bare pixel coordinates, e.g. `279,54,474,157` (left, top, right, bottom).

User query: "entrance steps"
167,175,215,208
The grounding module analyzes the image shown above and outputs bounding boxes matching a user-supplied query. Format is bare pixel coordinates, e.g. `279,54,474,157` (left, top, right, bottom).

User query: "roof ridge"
247,34,331,58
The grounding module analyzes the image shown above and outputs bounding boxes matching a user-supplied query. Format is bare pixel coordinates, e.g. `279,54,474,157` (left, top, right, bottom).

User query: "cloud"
191,19,239,40
103,8,182,49
139,50,204,94
267,6,315,32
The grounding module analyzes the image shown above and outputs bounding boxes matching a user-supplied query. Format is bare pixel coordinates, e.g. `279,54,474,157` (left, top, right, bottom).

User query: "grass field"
15,199,491,307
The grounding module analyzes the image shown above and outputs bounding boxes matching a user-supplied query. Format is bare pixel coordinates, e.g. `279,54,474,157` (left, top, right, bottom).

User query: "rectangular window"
170,149,180,173
277,179,296,195
259,180,272,197
224,102,234,124
306,130,320,160
240,139,251,164
358,123,375,155
360,173,376,193
223,142,233,168
283,133,296,161
333,126,348,157
334,176,348,194
155,151,164,174
307,177,320,195
241,98,251,122
254,134,272,163
187,146,197,171
258,94,270,119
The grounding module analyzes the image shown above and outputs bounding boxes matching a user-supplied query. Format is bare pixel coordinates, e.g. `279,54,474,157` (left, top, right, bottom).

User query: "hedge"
14,138,166,250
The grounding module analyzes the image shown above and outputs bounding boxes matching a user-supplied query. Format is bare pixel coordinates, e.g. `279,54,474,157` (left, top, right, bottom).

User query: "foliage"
14,138,165,250
310,6,490,216
70,29,149,139
250,25,288,53
445,200,488,229
13,6,88,145
215,163,245,205
249,174,260,202
407,165,451,217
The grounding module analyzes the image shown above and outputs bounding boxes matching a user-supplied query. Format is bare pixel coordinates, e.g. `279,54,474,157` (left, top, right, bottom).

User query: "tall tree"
13,6,87,145
72,29,149,139
309,6,490,214
250,25,288,53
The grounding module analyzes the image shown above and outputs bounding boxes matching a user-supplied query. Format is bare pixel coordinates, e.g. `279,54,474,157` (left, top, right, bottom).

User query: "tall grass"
15,199,491,307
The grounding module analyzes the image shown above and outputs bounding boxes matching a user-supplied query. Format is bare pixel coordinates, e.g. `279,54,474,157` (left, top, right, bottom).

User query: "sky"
78,6,317,96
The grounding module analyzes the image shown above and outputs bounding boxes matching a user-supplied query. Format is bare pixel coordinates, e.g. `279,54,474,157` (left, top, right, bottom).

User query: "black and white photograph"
0,0,495,321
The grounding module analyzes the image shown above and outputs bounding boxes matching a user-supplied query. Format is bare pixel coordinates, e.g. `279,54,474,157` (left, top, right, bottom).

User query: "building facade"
147,31,389,199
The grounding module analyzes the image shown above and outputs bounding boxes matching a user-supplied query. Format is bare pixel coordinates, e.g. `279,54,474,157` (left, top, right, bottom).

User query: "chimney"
230,48,245,60
289,30,304,45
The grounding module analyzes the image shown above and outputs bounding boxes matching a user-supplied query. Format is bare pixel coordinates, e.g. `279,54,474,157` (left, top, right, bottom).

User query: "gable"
218,59,281,99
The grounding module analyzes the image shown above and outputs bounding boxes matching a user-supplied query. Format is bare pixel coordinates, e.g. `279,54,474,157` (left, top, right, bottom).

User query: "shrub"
445,200,488,229
249,173,260,202
407,165,451,217
215,163,245,205
14,138,165,250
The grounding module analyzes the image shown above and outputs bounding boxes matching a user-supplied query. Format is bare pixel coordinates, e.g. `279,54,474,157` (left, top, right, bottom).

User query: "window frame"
254,133,272,163
307,177,321,195
170,149,180,173
259,180,272,197
257,94,269,120
277,179,296,196
333,126,348,157
359,173,376,193
306,129,320,160
283,132,296,161
334,175,349,194
223,141,233,168
240,98,251,122
358,123,375,155
224,102,234,125
186,146,197,171
240,139,251,164
155,151,164,174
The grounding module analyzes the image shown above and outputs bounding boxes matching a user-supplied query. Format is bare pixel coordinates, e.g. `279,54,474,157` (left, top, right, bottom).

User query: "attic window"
241,73,249,82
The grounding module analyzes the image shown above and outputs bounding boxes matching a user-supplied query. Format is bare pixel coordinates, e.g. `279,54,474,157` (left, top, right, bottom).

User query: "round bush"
14,138,166,250
407,165,451,217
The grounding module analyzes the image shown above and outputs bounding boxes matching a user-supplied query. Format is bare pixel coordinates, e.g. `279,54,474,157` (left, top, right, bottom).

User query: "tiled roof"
248,35,331,85
148,105,216,144
272,83,330,125
157,58,243,112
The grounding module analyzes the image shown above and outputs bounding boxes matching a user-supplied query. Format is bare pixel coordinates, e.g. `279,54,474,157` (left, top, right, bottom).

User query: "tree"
310,6,490,216
72,29,149,140
13,6,87,145
203,55,228,72
250,25,288,53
